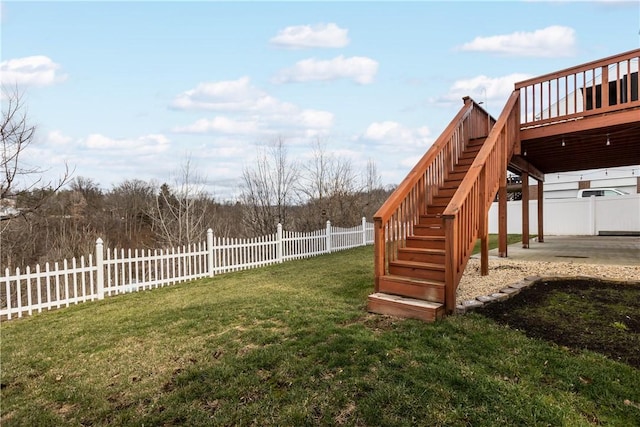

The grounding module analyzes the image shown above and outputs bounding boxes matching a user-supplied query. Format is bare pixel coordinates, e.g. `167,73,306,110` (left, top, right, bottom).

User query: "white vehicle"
576,188,628,198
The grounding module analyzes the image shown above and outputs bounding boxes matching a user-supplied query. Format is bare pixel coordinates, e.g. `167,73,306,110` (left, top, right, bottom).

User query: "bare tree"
149,157,212,247
1,86,71,222
361,158,386,219
240,136,299,235
107,179,155,247
364,158,382,195
297,138,362,228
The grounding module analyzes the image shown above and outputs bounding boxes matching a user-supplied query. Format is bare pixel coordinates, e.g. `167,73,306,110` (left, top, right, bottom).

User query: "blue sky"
2,1,639,201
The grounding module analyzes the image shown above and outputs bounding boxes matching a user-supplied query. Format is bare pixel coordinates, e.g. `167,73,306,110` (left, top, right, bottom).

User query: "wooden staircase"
368,49,640,322
368,138,486,321
368,93,521,322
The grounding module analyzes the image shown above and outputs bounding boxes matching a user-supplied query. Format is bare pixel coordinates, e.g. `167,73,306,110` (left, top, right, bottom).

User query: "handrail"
516,49,639,128
373,98,473,224
442,90,520,313
373,97,494,292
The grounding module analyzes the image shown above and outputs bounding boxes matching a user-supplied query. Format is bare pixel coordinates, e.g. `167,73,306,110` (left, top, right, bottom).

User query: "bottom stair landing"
367,293,445,322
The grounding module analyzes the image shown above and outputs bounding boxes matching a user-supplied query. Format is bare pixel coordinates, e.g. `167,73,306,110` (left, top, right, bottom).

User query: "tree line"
1,87,393,270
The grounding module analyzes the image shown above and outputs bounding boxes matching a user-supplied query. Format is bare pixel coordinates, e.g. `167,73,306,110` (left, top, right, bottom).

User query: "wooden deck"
515,48,639,173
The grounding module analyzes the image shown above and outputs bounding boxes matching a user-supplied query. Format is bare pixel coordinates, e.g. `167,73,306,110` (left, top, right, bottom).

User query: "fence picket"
45,263,51,311
80,256,87,302
36,264,42,313
16,267,22,318
54,263,62,308
63,260,70,304
26,266,32,316
72,258,78,305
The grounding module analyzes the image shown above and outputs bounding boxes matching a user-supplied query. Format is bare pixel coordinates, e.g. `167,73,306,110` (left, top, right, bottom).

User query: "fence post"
96,238,105,300
277,223,283,263
589,196,597,236
207,228,214,278
362,217,367,246
326,220,332,253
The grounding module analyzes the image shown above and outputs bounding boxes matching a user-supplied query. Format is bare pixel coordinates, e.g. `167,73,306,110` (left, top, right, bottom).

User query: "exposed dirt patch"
475,278,640,368
349,313,399,334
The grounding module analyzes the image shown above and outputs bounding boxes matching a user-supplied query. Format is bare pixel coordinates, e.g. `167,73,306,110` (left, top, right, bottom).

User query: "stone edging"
455,275,640,315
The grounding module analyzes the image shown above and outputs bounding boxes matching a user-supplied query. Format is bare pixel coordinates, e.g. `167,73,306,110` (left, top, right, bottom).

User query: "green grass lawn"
2,244,638,426
472,233,527,254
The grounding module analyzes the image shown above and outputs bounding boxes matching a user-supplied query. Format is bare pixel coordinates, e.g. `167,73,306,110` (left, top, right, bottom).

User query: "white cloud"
293,110,335,129
170,77,335,134
360,121,431,148
433,73,532,106
0,56,67,87
273,55,379,85
171,76,261,111
84,133,170,155
269,23,350,49
459,26,576,57
173,116,260,134
46,130,72,145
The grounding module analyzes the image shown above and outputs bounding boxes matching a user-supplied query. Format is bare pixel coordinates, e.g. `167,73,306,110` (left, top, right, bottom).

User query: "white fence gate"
2,219,375,320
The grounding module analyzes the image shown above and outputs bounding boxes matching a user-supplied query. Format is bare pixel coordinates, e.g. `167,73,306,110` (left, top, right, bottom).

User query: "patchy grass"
2,245,639,426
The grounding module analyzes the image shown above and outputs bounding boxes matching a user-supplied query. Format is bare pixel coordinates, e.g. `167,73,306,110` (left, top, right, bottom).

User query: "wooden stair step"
461,146,482,156
467,137,487,147
452,163,472,173
426,204,446,215
389,260,445,270
447,170,467,180
430,196,451,205
456,157,475,166
406,235,445,249
388,260,445,281
367,292,445,322
459,150,481,159
427,197,450,215
377,275,445,303
440,180,462,190
418,214,443,225
435,187,457,198
413,223,444,236
398,247,445,263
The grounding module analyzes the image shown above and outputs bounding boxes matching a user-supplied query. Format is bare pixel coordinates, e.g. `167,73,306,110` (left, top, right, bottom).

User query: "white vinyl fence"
2,218,374,320
488,194,640,235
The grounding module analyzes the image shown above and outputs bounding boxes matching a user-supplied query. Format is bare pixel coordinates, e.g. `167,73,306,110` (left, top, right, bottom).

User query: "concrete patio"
487,235,640,266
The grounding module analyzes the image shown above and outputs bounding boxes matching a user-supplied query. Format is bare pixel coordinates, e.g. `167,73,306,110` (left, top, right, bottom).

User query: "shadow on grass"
474,278,640,368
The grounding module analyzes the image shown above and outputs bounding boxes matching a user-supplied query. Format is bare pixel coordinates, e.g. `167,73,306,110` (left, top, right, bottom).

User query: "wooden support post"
522,171,530,248
499,120,508,258
537,180,544,243
498,177,508,258
480,168,489,276
480,221,489,276
373,219,384,293
443,217,457,314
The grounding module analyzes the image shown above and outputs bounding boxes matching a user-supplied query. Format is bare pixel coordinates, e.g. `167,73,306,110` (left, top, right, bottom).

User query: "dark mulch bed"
475,278,640,368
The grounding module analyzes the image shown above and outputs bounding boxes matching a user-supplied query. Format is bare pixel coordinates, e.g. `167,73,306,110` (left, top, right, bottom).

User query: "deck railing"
442,91,520,313
373,97,494,293
516,48,640,128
